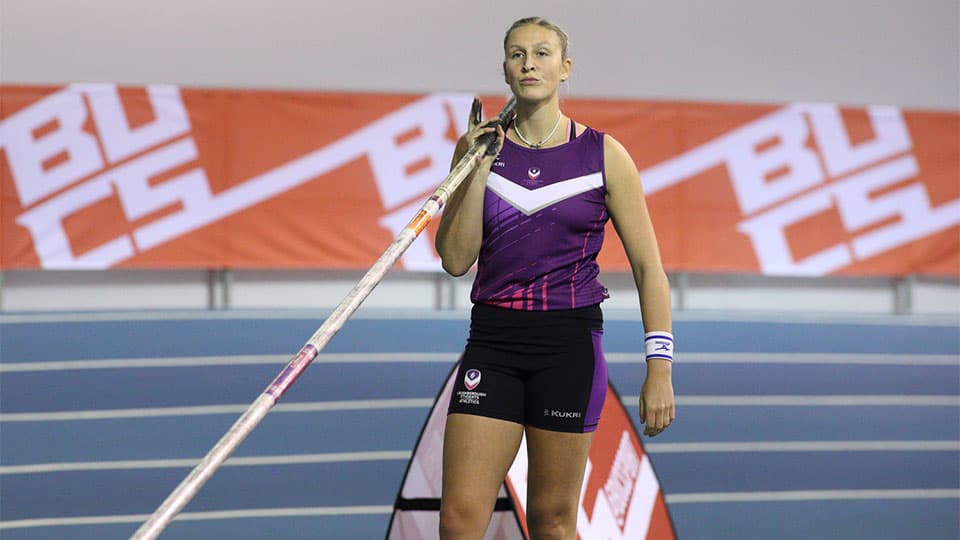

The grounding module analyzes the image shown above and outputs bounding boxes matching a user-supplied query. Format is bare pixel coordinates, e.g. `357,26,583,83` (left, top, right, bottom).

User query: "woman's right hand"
464,121,505,166
461,98,506,166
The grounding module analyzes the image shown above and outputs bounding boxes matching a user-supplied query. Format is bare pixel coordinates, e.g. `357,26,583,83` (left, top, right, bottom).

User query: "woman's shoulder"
600,132,639,188
570,122,610,152
599,131,630,158
572,121,603,138
568,125,627,166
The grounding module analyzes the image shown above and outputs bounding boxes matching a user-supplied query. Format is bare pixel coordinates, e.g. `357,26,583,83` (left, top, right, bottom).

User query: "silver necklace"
513,112,563,149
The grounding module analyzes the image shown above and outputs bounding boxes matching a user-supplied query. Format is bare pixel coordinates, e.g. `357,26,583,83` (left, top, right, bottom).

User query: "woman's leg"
524,426,595,540
440,413,524,539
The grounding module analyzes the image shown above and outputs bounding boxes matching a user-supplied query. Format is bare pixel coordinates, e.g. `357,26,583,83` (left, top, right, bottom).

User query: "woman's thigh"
524,425,595,513
441,413,524,510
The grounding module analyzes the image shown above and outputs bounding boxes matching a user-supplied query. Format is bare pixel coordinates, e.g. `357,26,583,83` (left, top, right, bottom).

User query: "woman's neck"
512,102,564,148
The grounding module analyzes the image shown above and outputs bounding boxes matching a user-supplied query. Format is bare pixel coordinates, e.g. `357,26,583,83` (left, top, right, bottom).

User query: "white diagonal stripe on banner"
624,454,659,537
129,93,465,254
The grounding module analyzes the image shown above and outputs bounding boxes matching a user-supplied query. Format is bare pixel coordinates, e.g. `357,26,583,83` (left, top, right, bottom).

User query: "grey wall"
1,0,957,313
2,0,958,109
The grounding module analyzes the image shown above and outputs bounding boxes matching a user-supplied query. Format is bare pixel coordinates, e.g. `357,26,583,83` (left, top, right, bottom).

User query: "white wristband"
645,331,674,362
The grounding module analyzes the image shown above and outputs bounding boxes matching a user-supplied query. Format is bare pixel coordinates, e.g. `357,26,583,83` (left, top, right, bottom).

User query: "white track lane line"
0,398,435,422
0,451,412,475
666,489,960,504
3,490,959,529
645,440,960,452
0,506,394,530
3,395,958,422
4,441,957,475
2,352,957,372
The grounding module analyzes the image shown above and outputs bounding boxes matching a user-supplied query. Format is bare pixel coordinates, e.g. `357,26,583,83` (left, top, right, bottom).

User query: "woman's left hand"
639,360,675,437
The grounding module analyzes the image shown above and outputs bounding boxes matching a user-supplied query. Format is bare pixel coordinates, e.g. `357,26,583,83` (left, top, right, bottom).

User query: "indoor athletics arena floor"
1,308,958,539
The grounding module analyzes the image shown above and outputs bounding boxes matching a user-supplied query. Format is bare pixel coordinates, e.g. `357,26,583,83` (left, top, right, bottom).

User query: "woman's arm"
603,134,676,437
434,118,504,276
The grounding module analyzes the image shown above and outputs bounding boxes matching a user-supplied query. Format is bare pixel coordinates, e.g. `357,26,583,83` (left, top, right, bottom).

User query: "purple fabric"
470,128,610,311
585,329,608,432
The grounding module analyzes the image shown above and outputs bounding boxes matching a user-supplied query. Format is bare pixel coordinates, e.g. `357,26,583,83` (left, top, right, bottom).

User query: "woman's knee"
439,498,491,538
526,498,578,539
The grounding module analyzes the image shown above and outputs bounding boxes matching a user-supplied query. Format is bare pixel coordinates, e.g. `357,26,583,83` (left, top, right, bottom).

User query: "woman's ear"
562,58,573,83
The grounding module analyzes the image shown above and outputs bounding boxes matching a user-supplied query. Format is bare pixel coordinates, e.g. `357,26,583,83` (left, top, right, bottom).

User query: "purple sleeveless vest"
470,126,610,311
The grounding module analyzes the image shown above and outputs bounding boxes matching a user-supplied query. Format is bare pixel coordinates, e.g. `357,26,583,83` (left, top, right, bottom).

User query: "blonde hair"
503,17,570,59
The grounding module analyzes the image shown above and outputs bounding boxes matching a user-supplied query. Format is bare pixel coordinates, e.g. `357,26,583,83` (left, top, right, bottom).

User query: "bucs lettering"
2,84,203,268
640,103,960,275
1,88,472,270
3,88,953,276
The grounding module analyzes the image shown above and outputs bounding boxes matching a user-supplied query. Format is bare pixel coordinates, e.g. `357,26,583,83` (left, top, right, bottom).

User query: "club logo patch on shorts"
528,167,541,181
464,369,481,390
457,370,485,405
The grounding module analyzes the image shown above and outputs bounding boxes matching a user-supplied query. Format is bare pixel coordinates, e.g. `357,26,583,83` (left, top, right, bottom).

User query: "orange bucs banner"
1,84,957,276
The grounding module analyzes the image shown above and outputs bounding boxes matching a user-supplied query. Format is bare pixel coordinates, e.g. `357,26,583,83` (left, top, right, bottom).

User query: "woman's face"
503,24,571,103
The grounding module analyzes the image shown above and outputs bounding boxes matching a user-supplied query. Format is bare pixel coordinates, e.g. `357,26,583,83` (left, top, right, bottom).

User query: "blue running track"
1,310,958,539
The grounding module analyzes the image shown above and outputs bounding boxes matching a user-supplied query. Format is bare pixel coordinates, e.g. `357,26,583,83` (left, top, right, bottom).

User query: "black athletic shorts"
447,302,608,433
